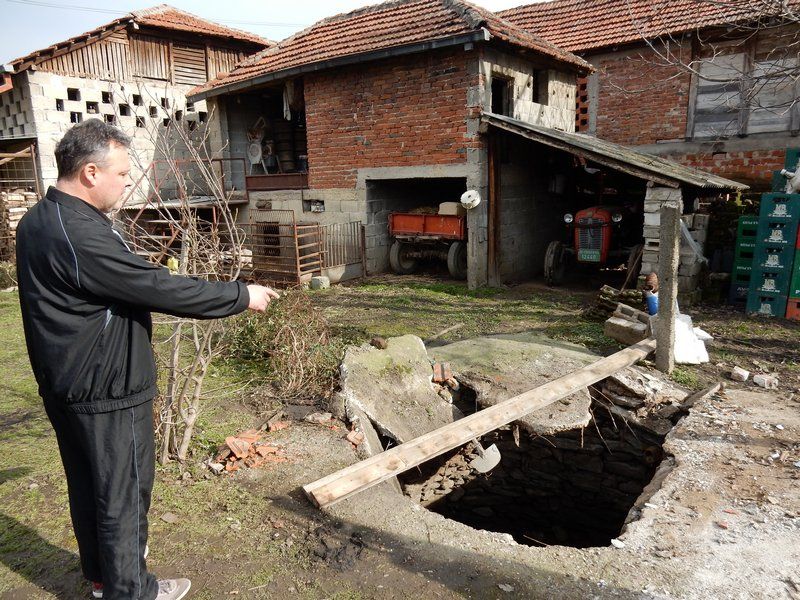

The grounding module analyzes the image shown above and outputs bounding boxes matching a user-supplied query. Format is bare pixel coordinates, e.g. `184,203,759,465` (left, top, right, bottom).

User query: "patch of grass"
670,367,700,389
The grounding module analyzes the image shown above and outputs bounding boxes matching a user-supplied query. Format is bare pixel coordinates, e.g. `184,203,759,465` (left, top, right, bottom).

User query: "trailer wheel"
544,240,566,285
389,240,417,274
447,241,468,280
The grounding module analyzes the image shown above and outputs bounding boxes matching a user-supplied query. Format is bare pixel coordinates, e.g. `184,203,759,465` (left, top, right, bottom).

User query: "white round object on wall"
460,189,481,209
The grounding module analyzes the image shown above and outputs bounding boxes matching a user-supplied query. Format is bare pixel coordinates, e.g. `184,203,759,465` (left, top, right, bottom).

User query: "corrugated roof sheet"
9,4,270,71
498,0,800,52
482,112,748,190
190,0,591,99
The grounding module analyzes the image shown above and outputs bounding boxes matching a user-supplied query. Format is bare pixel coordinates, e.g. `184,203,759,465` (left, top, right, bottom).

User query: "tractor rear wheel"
447,241,468,280
389,240,418,274
544,240,567,285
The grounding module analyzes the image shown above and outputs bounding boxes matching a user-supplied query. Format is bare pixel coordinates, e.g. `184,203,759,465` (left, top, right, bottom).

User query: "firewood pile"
1,190,38,260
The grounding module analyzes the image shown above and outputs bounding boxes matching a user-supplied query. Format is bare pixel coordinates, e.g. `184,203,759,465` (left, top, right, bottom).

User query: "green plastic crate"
757,221,799,248
750,268,792,295
791,249,800,297
753,246,794,272
785,147,800,171
773,171,786,192
746,292,788,317
760,193,800,222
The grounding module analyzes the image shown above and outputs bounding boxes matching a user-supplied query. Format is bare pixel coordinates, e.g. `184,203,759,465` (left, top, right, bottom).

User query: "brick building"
189,0,594,286
0,4,269,194
499,0,800,192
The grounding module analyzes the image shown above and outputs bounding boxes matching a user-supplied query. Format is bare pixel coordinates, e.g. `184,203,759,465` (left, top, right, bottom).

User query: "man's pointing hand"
246,285,280,312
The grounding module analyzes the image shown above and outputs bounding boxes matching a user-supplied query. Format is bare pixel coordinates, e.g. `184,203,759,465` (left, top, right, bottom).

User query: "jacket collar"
45,186,112,225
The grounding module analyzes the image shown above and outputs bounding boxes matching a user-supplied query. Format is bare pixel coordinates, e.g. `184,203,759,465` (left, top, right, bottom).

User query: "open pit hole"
401,380,675,548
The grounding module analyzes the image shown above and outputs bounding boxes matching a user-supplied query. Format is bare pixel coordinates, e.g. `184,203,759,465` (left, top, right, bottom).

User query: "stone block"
604,316,648,345
310,275,330,290
643,226,660,240
753,374,778,389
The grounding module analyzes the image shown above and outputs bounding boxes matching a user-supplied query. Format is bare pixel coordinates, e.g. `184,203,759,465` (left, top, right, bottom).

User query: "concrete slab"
340,335,463,443
429,333,596,435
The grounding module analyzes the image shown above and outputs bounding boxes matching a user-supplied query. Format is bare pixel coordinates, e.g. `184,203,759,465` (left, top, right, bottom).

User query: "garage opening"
401,381,676,548
366,177,467,277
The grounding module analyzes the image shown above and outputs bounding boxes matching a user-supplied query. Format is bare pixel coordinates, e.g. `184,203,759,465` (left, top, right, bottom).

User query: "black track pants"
44,399,159,600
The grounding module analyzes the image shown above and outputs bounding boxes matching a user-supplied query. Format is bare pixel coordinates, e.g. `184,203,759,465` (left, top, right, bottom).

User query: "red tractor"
544,205,642,285
388,212,468,279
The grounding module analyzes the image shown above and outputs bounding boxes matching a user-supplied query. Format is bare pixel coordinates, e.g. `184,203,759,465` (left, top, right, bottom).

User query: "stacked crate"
746,193,800,317
729,215,758,306
787,226,800,320
641,192,710,306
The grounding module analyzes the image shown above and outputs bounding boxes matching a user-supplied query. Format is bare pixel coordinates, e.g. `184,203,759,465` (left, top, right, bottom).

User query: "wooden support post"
655,188,682,374
303,338,657,509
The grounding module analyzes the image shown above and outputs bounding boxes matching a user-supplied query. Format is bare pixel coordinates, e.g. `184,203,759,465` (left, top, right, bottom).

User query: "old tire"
544,240,566,285
389,240,417,274
447,241,468,280
627,243,644,279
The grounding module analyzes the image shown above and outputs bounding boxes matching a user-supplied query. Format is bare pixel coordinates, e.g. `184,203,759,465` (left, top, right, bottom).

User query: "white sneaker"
156,578,191,600
90,546,150,599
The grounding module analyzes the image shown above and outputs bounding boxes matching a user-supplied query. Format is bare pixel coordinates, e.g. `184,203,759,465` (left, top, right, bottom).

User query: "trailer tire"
544,240,566,285
447,241,468,280
389,240,418,274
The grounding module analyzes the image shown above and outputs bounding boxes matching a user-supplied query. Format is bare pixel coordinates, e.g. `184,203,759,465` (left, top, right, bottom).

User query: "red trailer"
388,212,467,279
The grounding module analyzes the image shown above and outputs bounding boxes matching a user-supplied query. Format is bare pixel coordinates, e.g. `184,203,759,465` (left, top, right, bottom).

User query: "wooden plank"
302,338,657,508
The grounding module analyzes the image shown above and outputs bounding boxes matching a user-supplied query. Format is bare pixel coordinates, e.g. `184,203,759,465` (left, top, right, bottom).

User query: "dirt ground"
1,278,799,599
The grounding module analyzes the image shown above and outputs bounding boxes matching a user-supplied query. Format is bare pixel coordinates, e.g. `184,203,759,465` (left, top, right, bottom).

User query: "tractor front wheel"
544,240,567,285
389,240,418,274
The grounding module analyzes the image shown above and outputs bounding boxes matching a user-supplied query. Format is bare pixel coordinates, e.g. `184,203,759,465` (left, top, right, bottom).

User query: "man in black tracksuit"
16,119,278,599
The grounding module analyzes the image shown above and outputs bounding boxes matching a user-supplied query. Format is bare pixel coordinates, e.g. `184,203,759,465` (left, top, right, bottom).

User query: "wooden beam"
303,338,657,508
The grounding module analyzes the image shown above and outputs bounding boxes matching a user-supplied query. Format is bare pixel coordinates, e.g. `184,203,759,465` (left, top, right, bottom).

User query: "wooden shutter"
173,43,207,85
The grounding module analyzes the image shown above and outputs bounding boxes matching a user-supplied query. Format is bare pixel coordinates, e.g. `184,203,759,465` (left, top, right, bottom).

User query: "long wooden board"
303,338,657,508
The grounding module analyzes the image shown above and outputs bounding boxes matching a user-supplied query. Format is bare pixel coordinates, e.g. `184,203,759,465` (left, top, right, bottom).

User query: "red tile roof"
190,0,591,99
132,5,270,47
9,4,270,71
498,0,800,52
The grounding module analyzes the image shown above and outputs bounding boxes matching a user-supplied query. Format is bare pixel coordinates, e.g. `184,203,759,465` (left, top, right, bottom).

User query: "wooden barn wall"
33,28,252,84
39,31,130,80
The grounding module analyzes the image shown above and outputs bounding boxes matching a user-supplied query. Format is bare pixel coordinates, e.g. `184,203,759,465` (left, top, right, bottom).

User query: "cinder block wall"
20,71,208,190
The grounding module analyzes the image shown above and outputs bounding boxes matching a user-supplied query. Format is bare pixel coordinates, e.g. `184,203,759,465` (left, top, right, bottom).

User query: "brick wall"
588,46,691,145
675,148,786,191
304,48,481,189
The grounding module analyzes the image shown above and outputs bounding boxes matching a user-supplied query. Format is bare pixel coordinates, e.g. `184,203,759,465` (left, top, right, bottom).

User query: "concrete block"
643,226,660,240
645,187,682,202
730,366,750,382
677,273,701,292
439,202,466,216
693,214,710,230
678,260,703,277
753,374,778,389
640,261,657,275
691,229,707,244
644,212,661,227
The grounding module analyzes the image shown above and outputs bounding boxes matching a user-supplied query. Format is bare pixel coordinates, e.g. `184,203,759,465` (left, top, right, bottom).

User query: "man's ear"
81,162,98,186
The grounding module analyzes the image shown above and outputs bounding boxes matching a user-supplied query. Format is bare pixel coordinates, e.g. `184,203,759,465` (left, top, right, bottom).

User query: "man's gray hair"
55,119,131,180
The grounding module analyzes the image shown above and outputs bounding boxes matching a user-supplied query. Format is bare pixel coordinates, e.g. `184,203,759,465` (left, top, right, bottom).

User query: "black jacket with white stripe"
16,187,249,413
